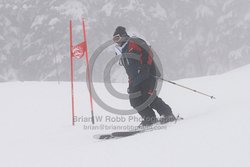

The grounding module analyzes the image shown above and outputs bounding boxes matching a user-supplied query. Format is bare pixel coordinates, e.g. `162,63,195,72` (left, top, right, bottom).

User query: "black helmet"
113,26,128,37
113,26,129,44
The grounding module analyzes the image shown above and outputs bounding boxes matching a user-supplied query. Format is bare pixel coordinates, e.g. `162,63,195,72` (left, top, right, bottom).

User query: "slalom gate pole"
82,18,95,124
154,76,216,99
69,20,75,126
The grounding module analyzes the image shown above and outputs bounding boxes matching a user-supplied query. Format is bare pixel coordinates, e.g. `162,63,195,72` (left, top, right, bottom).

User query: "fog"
0,0,249,82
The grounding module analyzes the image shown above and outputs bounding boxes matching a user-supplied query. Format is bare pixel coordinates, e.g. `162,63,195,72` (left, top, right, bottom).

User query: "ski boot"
159,114,176,124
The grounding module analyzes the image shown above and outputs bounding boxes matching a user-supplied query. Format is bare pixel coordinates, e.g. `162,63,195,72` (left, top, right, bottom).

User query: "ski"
93,115,183,140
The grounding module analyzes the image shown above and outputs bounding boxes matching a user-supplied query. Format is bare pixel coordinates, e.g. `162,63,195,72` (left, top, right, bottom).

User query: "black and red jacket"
117,37,160,87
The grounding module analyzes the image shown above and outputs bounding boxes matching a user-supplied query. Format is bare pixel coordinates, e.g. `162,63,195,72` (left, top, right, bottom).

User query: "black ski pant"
128,77,173,121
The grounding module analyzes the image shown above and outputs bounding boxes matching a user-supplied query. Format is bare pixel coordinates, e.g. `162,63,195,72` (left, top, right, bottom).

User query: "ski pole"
154,76,216,99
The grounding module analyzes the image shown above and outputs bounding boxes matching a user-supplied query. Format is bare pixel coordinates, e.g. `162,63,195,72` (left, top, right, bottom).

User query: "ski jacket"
116,37,160,88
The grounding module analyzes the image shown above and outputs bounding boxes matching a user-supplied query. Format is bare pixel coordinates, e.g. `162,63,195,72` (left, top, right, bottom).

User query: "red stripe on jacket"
128,41,152,65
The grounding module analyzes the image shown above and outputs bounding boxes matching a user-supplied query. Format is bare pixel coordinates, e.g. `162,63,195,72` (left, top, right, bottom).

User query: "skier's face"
113,34,128,46
113,34,122,43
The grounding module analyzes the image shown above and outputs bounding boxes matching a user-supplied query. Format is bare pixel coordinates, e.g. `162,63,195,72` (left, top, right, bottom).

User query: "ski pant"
128,77,173,121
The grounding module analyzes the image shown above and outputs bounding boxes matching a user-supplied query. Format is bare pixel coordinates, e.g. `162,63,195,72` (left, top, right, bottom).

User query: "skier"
112,26,176,126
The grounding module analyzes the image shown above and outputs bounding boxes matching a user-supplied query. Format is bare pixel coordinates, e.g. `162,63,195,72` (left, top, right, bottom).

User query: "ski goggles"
112,34,122,43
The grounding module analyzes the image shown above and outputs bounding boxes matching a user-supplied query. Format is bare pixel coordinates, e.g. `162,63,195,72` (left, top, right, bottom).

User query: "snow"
228,45,250,60
0,68,18,81
222,0,235,12
23,53,44,65
12,5,18,10
149,2,168,20
22,4,32,10
1,65,250,167
54,0,88,19
101,2,114,17
121,0,138,11
196,4,214,19
217,11,233,24
244,12,250,21
3,40,19,54
31,15,48,29
48,18,60,26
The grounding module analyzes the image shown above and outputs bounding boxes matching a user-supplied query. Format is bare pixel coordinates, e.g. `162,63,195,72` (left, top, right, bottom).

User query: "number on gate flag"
72,41,86,59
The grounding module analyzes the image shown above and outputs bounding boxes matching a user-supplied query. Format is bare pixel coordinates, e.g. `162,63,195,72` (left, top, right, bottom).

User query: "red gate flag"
69,19,95,126
72,41,86,59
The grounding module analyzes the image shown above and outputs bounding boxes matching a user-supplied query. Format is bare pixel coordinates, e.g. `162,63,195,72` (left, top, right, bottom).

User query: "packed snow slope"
1,65,250,167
